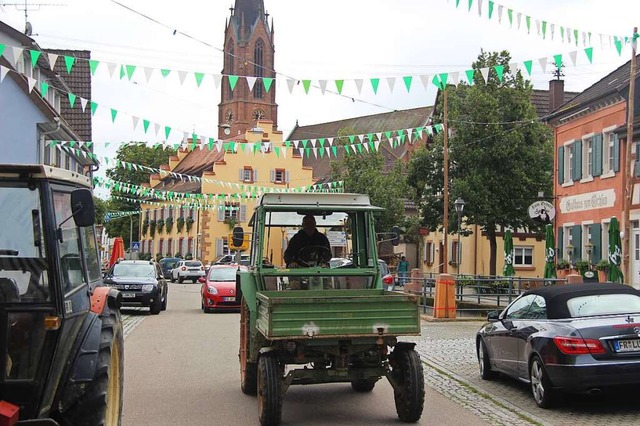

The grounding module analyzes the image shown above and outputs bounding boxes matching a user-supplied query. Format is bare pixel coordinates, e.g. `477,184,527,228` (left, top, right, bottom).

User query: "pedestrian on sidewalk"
397,256,409,286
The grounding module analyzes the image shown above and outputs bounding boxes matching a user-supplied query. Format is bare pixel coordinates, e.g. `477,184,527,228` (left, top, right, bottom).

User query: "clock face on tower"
225,109,233,124
252,109,266,121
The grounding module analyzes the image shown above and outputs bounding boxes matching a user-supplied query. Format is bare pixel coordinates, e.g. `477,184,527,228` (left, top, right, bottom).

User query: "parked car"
212,253,250,266
200,264,248,312
103,260,168,314
171,260,205,283
476,283,640,408
159,257,181,279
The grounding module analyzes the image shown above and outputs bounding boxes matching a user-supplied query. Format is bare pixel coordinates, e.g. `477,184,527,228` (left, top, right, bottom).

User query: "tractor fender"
90,286,122,314
258,346,278,355
389,342,416,359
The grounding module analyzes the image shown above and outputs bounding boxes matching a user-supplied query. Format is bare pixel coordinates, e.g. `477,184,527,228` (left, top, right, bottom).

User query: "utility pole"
442,86,449,274
623,26,638,283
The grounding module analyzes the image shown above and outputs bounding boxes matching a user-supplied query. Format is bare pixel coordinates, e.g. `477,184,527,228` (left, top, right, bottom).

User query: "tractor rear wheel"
240,297,258,395
56,310,124,426
391,348,425,423
258,352,283,426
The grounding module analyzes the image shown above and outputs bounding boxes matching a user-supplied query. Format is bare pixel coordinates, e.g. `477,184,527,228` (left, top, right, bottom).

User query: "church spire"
233,0,265,35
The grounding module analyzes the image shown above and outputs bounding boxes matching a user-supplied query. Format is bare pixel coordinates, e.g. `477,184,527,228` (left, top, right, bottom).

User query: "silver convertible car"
476,283,640,408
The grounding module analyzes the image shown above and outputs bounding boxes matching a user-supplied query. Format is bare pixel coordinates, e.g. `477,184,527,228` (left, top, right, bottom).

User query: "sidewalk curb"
421,315,485,322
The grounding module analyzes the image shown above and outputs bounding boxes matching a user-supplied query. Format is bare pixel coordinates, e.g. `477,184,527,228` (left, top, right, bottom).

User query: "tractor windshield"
0,184,49,304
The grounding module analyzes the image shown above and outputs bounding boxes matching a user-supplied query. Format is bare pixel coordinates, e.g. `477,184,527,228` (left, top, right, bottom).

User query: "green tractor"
235,193,424,425
0,165,123,425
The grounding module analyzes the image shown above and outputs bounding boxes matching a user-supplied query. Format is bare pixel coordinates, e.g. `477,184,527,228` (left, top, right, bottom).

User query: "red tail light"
553,336,605,355
382,275,394,284
181,266,186,271
200,266,204,270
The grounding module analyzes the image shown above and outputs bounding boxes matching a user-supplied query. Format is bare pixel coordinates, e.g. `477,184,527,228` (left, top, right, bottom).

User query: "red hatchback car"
200,264,247,312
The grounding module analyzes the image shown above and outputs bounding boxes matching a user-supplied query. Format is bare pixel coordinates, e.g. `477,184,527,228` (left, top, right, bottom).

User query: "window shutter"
217,206,225,221
557,227,563,260
613,134,620,172
591,223,602,262
270,169,275,182
239,169,244,181
636,143,640,177
571,225,582,261
216,238,224,257
572,141,582,181
593,134,603,177
239,205,247,222
253,169,258,183
557,146,564,184
285,170,290,183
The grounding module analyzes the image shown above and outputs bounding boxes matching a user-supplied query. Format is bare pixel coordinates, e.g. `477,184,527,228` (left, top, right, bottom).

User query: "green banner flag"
403,76,412,92
274,146,280,158
560,27,565,41
319,148,324,158
553,54,563,69
335,80,344,95
614,38,623,56
357,144,363,154
526,16,531,33
301,140,308,148
119,65,125,80
194,72,204,87
125,65,136,80
507,9,513,26
468,0,473,11
284,141,291,149
67,93,76,108
302,79,311,94
165,126,171,139
331,146,337,157
542,21,547,39
89,59,99,76
0,44,5,58
574,29,579,46
523,60,533,76
584,47,593,64
90,101,98,116
263,77,273,92
488,1,494,19
64,56,75,74
160,69,171,78
370,78,380,94
40,82,49,98
110,108,118,123
348,135,355,144
456,0,460,7
494,65,504,81
30,50,41,68
465,69,474,84
228,75,239,91
143,120,150,133
438,72,448,87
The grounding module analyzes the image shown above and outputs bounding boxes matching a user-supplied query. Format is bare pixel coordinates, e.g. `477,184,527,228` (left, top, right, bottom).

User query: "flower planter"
598,270,608,282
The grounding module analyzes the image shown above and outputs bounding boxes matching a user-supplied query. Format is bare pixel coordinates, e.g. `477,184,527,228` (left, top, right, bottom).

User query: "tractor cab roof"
0,164,92,188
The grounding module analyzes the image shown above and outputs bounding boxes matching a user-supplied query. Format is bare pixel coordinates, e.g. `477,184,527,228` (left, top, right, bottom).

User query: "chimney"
549,79,565,113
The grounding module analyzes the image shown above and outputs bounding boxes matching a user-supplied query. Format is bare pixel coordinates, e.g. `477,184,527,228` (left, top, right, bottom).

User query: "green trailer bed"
255,289,421,340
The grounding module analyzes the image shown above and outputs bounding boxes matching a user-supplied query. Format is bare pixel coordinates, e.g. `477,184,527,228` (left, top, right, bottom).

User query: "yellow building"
139,120,315,265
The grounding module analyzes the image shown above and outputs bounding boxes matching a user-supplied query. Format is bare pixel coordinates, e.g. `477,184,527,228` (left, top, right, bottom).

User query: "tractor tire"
258,352,283,426
149,297,162,315
240,298,258,395
351,378,377,392
55,310,124,426
391,348,425,423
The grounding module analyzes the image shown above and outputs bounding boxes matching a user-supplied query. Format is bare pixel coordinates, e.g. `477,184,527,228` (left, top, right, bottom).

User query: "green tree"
407,50,553,275
330,128,410,234
93,196,108,225
103,143,175,248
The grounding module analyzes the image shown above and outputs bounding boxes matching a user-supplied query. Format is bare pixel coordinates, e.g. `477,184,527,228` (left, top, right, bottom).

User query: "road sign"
131,242,140,252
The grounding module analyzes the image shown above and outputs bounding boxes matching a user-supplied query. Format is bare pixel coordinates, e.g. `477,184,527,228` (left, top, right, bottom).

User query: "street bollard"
434,273,456,319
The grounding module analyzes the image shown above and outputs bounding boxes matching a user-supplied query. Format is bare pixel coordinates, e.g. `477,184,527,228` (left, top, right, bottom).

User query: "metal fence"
398,274,568,316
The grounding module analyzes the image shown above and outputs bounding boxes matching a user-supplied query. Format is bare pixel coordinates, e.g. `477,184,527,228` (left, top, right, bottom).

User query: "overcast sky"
1,0,638,191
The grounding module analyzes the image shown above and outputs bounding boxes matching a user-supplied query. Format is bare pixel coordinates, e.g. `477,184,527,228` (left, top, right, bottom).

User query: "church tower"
219,0,277,140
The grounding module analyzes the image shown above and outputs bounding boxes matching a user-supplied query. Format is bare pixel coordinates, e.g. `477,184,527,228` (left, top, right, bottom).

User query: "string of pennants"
110,195,241,212
93,176,344,204
448,0,638,55
104,210,139,220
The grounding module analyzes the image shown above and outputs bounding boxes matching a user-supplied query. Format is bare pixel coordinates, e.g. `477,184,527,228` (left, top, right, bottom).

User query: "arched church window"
227,43,234,100
253,38,264,99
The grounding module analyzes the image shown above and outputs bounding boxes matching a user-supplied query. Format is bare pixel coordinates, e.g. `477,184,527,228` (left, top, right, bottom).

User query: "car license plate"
614,339,640,352
121,293,136,298
189,269,199,272
223,296,236,302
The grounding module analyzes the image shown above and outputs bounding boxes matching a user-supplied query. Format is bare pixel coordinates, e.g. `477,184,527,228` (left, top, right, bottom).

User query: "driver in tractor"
284,214,331,268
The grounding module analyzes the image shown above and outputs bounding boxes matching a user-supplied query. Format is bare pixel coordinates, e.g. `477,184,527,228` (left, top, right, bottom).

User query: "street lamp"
454,197,465,274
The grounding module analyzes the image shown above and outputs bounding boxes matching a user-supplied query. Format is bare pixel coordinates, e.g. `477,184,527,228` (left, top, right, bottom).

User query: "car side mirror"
232,226,244,248
487,310,500,322
198,277,206,284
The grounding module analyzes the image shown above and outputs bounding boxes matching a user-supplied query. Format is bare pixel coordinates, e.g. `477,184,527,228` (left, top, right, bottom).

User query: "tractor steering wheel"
295,245,332,267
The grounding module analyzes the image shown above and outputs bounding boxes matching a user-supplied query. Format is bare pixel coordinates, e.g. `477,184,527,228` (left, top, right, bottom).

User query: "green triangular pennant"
110,108,118,123
90,101,98,116
30,50,41,68
526,16,531,33
228,75,239,91
0,44,5,58
194,72,204,87
89,59,99,76
274,146,280,158
574,29,579,46
542,21,547,39
488,0,494,19
301,140,308,148
455,0,461,7
403,76,412,92
67,92,76,107
438,73,448,87
523,60,533,76
614,38,623,56
335,80,344,95
143,120,150,133
64,56,75,74
370,78,380,94
553,54,563,69
465,69,474,84
302,80,311,94
331,146,337,157
119,65,126,80
584,47,593,64
161,69,171,78
263,77,274,92
348,135,355,144
164,126,172,139
507,9,513,26
125,65,136,80
357,144,363,154
319,148,324,158
40,82,49,98
494,65,504,81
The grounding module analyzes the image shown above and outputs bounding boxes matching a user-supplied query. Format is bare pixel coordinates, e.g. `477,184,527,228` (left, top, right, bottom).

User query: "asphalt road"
121,283,487,425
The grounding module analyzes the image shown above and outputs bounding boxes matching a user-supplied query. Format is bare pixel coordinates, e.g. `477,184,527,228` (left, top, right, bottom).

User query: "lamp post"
454,197,465,274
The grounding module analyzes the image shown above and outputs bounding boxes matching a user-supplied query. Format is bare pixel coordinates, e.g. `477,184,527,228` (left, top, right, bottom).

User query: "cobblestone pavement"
411,320,640,426
121,308,147,339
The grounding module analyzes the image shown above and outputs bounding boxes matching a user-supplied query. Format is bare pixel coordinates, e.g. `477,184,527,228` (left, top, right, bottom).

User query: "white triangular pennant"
27,76,37,93
536,20,541,36
0,65,8,82
516,13,521,30
132,116,139,130
246,76,257,91
312,148,318,159
354,79,363,94
386,77,396,93
80,97,88,112
143,67,154,83
374,141,381,151
287,79,296,94
177,71,187,85
551,24,555,40
293,140,299,149
212,74,222,88
567,27,572,44
327,137,334,146
509,62,518,78
363,143,370,153
480,67,490,83
357,134,365,143
538,57,548,73
325,147,330,157
450,72,459,85
319,80,327,94
497,5,503,24
10,47,23,68
420,74,431,90
310,139,317,148
46,53,58,70
569,51,578,66
154,123,161,137
477,0,483,16
106,62,117,78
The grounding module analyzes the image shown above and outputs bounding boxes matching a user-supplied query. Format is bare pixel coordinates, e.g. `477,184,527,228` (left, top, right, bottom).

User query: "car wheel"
170,276,175,283
161,291,168,311
178,276,184,284
391,348,425,423
201,298,205,311
149,297,162,315
258,352,283,426
477,338,497,380
529,355,558,409
192,278,197,283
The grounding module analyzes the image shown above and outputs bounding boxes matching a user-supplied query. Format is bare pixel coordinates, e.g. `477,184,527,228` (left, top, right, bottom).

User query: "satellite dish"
25,22,33,36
